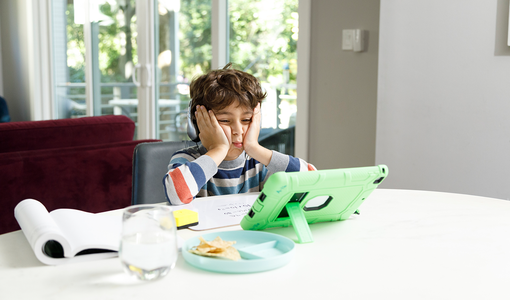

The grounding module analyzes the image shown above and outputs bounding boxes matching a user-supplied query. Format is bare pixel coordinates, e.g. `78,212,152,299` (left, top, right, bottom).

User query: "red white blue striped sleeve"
163,151,217,205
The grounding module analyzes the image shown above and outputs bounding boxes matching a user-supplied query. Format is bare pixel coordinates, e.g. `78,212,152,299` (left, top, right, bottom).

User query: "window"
48,0,307,156
228,0,298,155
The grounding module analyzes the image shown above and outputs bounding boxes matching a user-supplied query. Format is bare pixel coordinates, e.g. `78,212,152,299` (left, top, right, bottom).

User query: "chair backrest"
131,141,191,205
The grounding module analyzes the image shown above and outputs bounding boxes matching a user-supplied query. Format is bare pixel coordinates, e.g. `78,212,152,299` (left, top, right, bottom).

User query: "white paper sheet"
170,193,259,231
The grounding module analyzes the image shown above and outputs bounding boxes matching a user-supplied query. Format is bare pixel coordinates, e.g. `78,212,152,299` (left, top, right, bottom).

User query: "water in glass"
120,205,178,281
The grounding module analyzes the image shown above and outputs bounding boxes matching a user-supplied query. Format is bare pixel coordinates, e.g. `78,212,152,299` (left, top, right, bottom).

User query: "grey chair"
131,141,192,205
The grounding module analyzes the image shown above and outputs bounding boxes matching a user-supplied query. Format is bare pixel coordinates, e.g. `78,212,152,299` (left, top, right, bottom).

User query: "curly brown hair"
189,63,267,122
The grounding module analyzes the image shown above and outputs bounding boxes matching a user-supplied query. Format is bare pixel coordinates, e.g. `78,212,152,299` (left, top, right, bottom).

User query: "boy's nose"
231,122,243,135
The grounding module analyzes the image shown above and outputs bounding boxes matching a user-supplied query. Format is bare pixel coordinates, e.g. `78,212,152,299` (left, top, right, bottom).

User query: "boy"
164,63,315,205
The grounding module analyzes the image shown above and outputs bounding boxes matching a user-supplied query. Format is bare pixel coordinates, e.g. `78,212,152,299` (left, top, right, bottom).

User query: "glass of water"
119,205,178,281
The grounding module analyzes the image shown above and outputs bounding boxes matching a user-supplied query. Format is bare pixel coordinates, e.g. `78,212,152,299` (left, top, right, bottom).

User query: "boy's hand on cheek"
243,103,261,152
243,103,273,166
195,106,230,164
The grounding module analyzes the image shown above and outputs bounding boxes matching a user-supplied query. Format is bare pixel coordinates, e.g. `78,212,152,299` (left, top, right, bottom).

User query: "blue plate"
182,230,295,273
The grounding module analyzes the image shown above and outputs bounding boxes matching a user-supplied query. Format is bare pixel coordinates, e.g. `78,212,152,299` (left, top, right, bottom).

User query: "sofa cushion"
0,115,135,153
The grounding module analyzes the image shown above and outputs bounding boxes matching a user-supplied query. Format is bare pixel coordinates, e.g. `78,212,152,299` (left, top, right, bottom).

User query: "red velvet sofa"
0,115,161,234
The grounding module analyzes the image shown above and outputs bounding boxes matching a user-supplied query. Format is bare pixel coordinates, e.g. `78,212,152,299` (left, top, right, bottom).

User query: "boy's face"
213,102,254,160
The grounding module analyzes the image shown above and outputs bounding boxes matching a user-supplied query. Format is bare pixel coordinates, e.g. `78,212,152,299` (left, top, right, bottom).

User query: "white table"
1,189,510,300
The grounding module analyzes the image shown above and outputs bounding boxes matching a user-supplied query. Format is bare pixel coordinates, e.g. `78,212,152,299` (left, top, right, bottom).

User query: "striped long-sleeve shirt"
163,145,316,205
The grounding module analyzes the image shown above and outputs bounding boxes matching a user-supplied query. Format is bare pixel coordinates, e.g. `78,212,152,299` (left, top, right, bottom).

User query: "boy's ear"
187,100,200,142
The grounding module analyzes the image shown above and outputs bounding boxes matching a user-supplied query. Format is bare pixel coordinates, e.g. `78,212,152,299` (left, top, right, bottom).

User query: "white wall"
308,0,380,170
376,0,510,199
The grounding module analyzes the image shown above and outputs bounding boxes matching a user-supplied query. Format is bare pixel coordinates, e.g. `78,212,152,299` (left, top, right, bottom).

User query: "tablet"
240,165,388,243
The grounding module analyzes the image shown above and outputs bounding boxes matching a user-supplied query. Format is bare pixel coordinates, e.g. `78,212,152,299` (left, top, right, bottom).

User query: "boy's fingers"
253,105,261,123
208,110,220,126
198,106,208,127
194,108,205,129
196,106,211,129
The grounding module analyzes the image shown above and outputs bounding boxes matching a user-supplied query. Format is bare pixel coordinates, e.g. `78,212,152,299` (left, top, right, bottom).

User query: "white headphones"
187,100,200,142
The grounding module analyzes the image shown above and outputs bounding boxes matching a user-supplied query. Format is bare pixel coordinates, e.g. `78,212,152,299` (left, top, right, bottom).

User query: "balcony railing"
54,81,296,155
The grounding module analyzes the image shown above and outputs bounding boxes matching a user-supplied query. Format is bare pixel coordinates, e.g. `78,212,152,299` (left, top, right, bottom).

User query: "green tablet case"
240,165,388,243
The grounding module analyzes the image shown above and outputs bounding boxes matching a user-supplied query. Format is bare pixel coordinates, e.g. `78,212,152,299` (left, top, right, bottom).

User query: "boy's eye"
242,119,252,123
218,120,229,123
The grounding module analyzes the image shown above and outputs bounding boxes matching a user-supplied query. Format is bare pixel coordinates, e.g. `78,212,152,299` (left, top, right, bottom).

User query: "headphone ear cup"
187,118,200,142
187,101,200,142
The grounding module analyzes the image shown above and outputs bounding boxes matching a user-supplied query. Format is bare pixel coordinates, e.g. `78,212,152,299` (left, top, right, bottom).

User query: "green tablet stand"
286,202,314,243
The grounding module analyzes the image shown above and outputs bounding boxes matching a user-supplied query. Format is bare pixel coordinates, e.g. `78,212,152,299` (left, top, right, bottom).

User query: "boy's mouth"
233,142,243,149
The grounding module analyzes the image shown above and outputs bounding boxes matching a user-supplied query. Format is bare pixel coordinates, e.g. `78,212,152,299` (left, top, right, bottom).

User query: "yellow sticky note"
173,209,199,229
